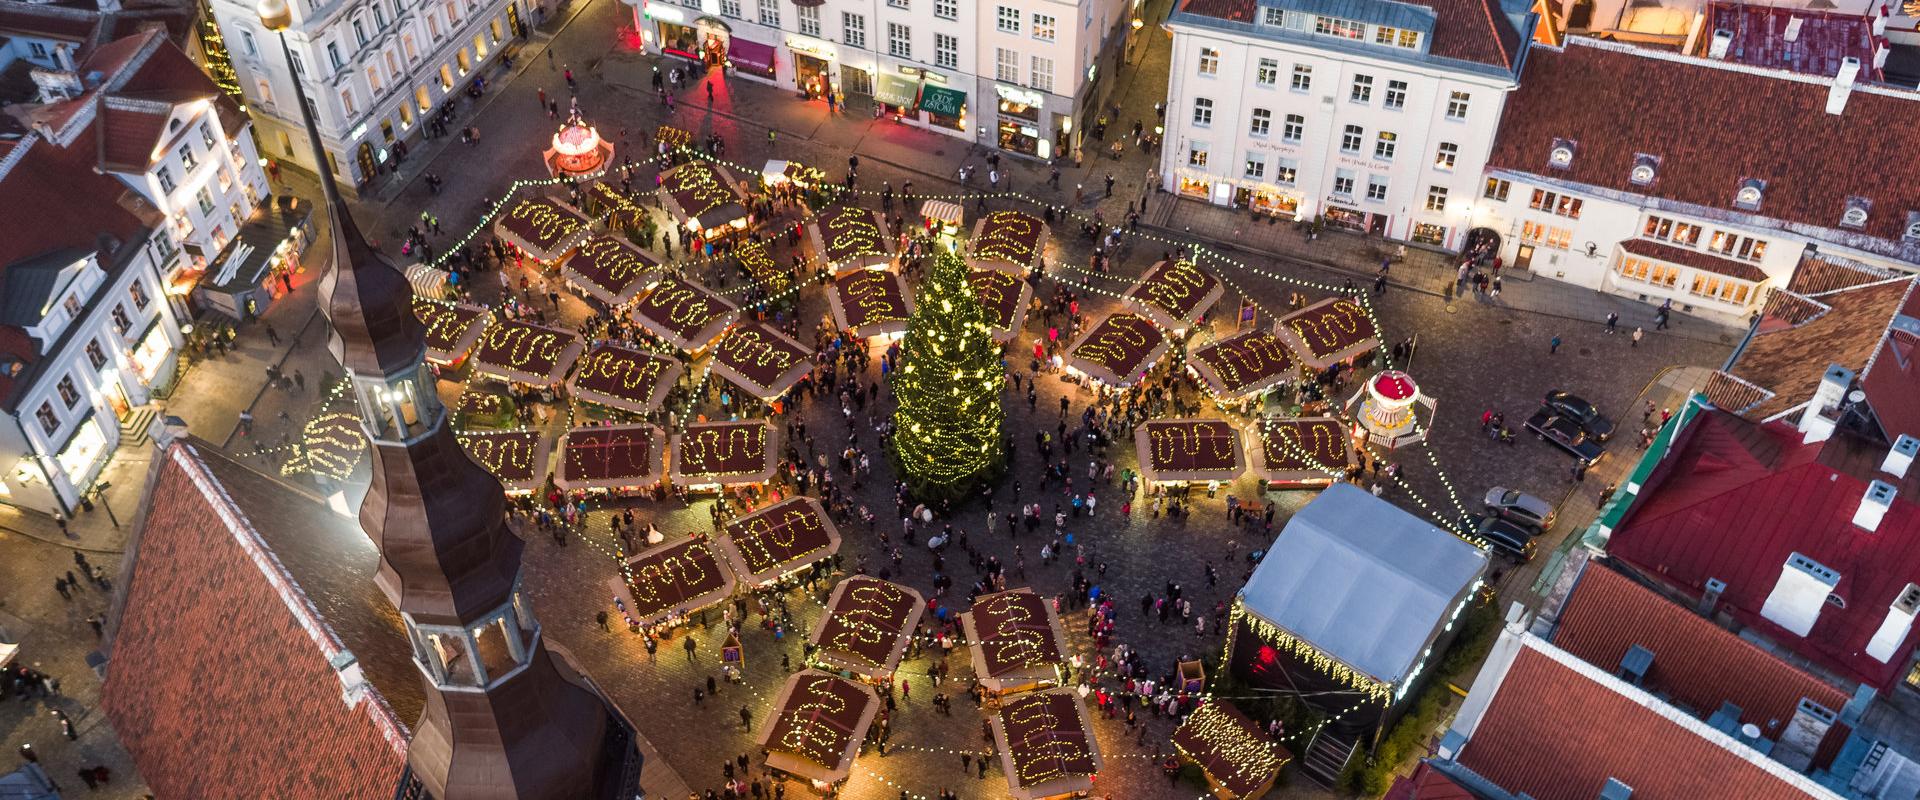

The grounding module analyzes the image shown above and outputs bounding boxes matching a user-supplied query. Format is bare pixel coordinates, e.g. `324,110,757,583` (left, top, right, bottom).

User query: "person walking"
1631,327,1644,347
265,324,280,346
1549,334,1562,355
1605,311,1619,333
739,705,752,729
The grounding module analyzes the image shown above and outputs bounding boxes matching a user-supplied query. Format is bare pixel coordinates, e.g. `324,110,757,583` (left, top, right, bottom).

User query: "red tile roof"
1457,644,1834,800
1554,564,1851,733
1619,238,1768,282
1609,408,1920,688
1717,276,1914,421
1698,3,1883,79
1383,761,1476,800
0,128,151,267
103,441,410,799
1489,40,1920,254
1174,0,1524,69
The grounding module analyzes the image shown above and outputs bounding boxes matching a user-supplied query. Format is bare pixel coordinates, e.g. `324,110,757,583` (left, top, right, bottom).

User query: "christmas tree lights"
889,250,1005,501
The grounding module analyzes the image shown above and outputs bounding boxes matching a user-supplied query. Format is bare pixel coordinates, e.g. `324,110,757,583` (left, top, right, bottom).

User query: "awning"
918,84,967,117
920,200,963,226
876,73,919,107
200,199,312,295
728,36,776,73
405,263,451,298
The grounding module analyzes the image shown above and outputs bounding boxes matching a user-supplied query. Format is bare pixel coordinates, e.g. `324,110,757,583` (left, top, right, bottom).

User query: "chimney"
1854,479,1896,531
1882,434,1919,479
1773,698,1839,772
1708,29,1733,59
1699,577,1728,616
1827,57,1862,115
1864,583,1920,663
1784,17,1804,42
329,650,371,708
1599,778,1634,800
1616,644,1653,686
1798,364,1854,444
1761,552,1840,637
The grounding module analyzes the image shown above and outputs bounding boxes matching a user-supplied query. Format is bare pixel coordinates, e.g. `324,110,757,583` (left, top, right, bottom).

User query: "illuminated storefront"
130,322,173,385
54,415,110,492
1241,186,1300,218
1178,174,1212,199
995,85,1046,158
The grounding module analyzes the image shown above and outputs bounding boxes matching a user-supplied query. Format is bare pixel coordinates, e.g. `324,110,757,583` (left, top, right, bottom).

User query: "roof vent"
1865,583,1920,663
1734,178,1766,211
1549,138,1576,170
1708,28,1733,58
1799,364,1854,444
1616,644,1653,686
1854,479,1897,531
1882,434,1919,479
1629,154,1659,186
1699,577,1727,615
1761,552,1840,637
1842,197,1871,229
1828,57,1862,115
1599,778,1634,800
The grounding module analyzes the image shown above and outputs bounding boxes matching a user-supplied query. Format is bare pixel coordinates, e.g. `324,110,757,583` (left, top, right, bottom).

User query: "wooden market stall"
756,670,881,789
455,429,550,494
608,534,737,628
671,420,778,490
494,196,591,263
735,238,791,296
1171,701,1292,800
657,160,751,236
920,199,964,238
1274,297,1380,371
761,159,826,189
827,269,914,338
961,588,1069,696
990,690,1103,800
1188,327,1295,401
968,210,1048,274
469,319,585,385
566,343,683,415
630,272,740,352
971,268,1032,344
1249,417,1356,489
807,205,897,273
411,297,491,365
554,423,666,490
1135,419,1248,486
1064,312,1169,388
581,181,648,230
709,323,815,401
717,496,841,588
1123,258,1224,335
562,235,662,307
808,575,925,682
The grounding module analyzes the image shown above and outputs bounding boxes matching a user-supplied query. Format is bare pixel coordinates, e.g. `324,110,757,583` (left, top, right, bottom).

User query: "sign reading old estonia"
919,85,967,117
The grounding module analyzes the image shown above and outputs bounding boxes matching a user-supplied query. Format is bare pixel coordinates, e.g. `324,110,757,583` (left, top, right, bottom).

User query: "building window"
1244,154,1265,180
1339,124,1362,153
1435,142,1458,170
200,123,215,149
368,65,383,95
1187,144,1209,167
1032,13,1055,41
57,377,80,408
1396,29,1420,47
888,22,910,58
935,33,958,68
1262,6,1285,25
1332,170,1355,196
1192,97,1214,126
1283,114,1303,142
36,403,57,436
129,280,150,310
1030,57,1053,92
1374,131,1396,160
341,88,357,116
1256,58,1278,87
1350,74,1372,103
1529,189,1582,219
798,6,819,36
1644,215,1702,246
327,42,343,70
1446,91,1471,119
354,19,368,46
1275,158,1297,184
1617,255,1681,288
995,48,1018,83
373,5,387,27
997,5,1020,32
842,13,865,48
1375,26,1398,44
934,0,956,19
1689,273,1754,305
720,0,741,17
63,295,82,318
1709,231,1769,262
1366,175,1389,201
1384,79,1407,109
1483,178,1510,201
1426,186,1448,212
1522,221,1574,250
757,0,778,25
290,50,306,76
111,305,132,336
196,186,215,215
86,340,108,369
178,143,197,172
156,167,176,194
1290,64,1311,91
1198,47,1219,76
1315,16,1365,38
888,0,906,7
1249,108,1271,137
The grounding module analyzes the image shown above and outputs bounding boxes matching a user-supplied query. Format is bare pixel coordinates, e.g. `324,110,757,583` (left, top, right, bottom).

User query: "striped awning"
405,263,451,299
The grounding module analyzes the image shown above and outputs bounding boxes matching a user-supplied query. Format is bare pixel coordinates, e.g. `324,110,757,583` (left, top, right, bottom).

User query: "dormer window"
1735,178,1766,211
1548,138,1575,170
1841,197,1871,229
1629,154,1659,186
1905,213,1920,241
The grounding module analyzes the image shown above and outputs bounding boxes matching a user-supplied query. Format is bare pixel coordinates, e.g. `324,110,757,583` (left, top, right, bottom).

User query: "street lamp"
257,0,343,208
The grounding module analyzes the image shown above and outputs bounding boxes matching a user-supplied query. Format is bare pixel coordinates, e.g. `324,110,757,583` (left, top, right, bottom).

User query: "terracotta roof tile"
1618,238,1768,282
1719,277,1912,420
1788,251,1897,294
1698,2,1882,79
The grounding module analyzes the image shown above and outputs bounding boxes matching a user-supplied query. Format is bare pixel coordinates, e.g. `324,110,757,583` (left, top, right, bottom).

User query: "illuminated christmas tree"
891,249,1006,500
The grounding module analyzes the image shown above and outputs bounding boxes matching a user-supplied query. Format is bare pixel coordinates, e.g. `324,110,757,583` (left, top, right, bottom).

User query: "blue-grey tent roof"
1239,483,1488,685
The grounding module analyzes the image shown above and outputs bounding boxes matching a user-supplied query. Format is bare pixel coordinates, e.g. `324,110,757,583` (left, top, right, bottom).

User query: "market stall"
709,323,815,401
1123,258,1223,335
761,159,826,189
756,670,881,789
827,270,914,338
455,429,551,494
566,343,682,414
1188,327,1295,401
808,575,925,682
1171,701,1291,800
717,496,841,587
493,196,591,263
961,588,1068,696
554,423,667,490
735,238,791,297
1064,313,1169,388
920,199,964,238
562,235,662,307
971,268,1033,344
968,210,1048,274
608,534,737,629
630,272,739,353
657,160,751,235
990,690,1103,800
410,297,491,365
1135,418,1247,486
1275,297,1380,371
581,182,648,230
404,263,452,299
671,420,778,490
656,125,693,151
807,205,896,273
1249,417,1356,488
469,319,584,385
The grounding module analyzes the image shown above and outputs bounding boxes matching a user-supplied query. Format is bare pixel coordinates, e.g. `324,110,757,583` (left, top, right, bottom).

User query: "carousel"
542,101,615,180
1345,370,1436,449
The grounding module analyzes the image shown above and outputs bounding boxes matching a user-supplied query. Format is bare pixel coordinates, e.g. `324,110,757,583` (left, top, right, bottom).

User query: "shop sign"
644,2,686,21
919,84,967,117
995,84,1044,107
785,36,837,60
898,66,923,76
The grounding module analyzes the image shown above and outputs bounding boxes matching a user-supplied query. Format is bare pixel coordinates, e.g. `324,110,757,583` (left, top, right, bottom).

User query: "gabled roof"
1609,407,1920,688
0,247,84,328
1553,563,1851,735
1172,0,1526,71
1489,39,1920,259
1706,275,1915,421
102,439,412,798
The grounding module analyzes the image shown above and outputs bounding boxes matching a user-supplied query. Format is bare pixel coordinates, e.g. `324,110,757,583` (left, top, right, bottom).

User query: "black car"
1472,515,1538,561
1542,391,1615,441
1525,409,1607,465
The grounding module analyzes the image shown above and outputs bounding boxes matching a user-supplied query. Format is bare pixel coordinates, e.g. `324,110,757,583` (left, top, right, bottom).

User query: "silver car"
1484,487,1556,530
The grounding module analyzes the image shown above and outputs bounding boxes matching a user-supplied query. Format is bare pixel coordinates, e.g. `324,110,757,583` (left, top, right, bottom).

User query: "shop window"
1187,144,1209,168
1412,223,1446,245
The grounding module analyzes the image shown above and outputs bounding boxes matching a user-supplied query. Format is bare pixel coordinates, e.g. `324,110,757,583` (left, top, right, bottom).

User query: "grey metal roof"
1238,482,1489,685
0,247,87,327
1263,0,1435,35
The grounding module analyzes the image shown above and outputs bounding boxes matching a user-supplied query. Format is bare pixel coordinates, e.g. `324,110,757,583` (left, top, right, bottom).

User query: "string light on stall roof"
1227,605,1394,702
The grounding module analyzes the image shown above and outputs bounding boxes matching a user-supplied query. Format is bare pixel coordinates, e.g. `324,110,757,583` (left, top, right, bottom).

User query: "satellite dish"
1848,389,1867,403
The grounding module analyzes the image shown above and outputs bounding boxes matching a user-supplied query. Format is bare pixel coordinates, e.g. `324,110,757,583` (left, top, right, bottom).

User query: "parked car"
1483,487,1556,530
1542,390,1615,441
1472,515,1539,561
1526,409,1607,465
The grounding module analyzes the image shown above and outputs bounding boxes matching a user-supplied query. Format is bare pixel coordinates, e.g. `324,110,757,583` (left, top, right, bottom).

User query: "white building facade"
210,0,530,189
1160,0,1530,250
628,0,1134,160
